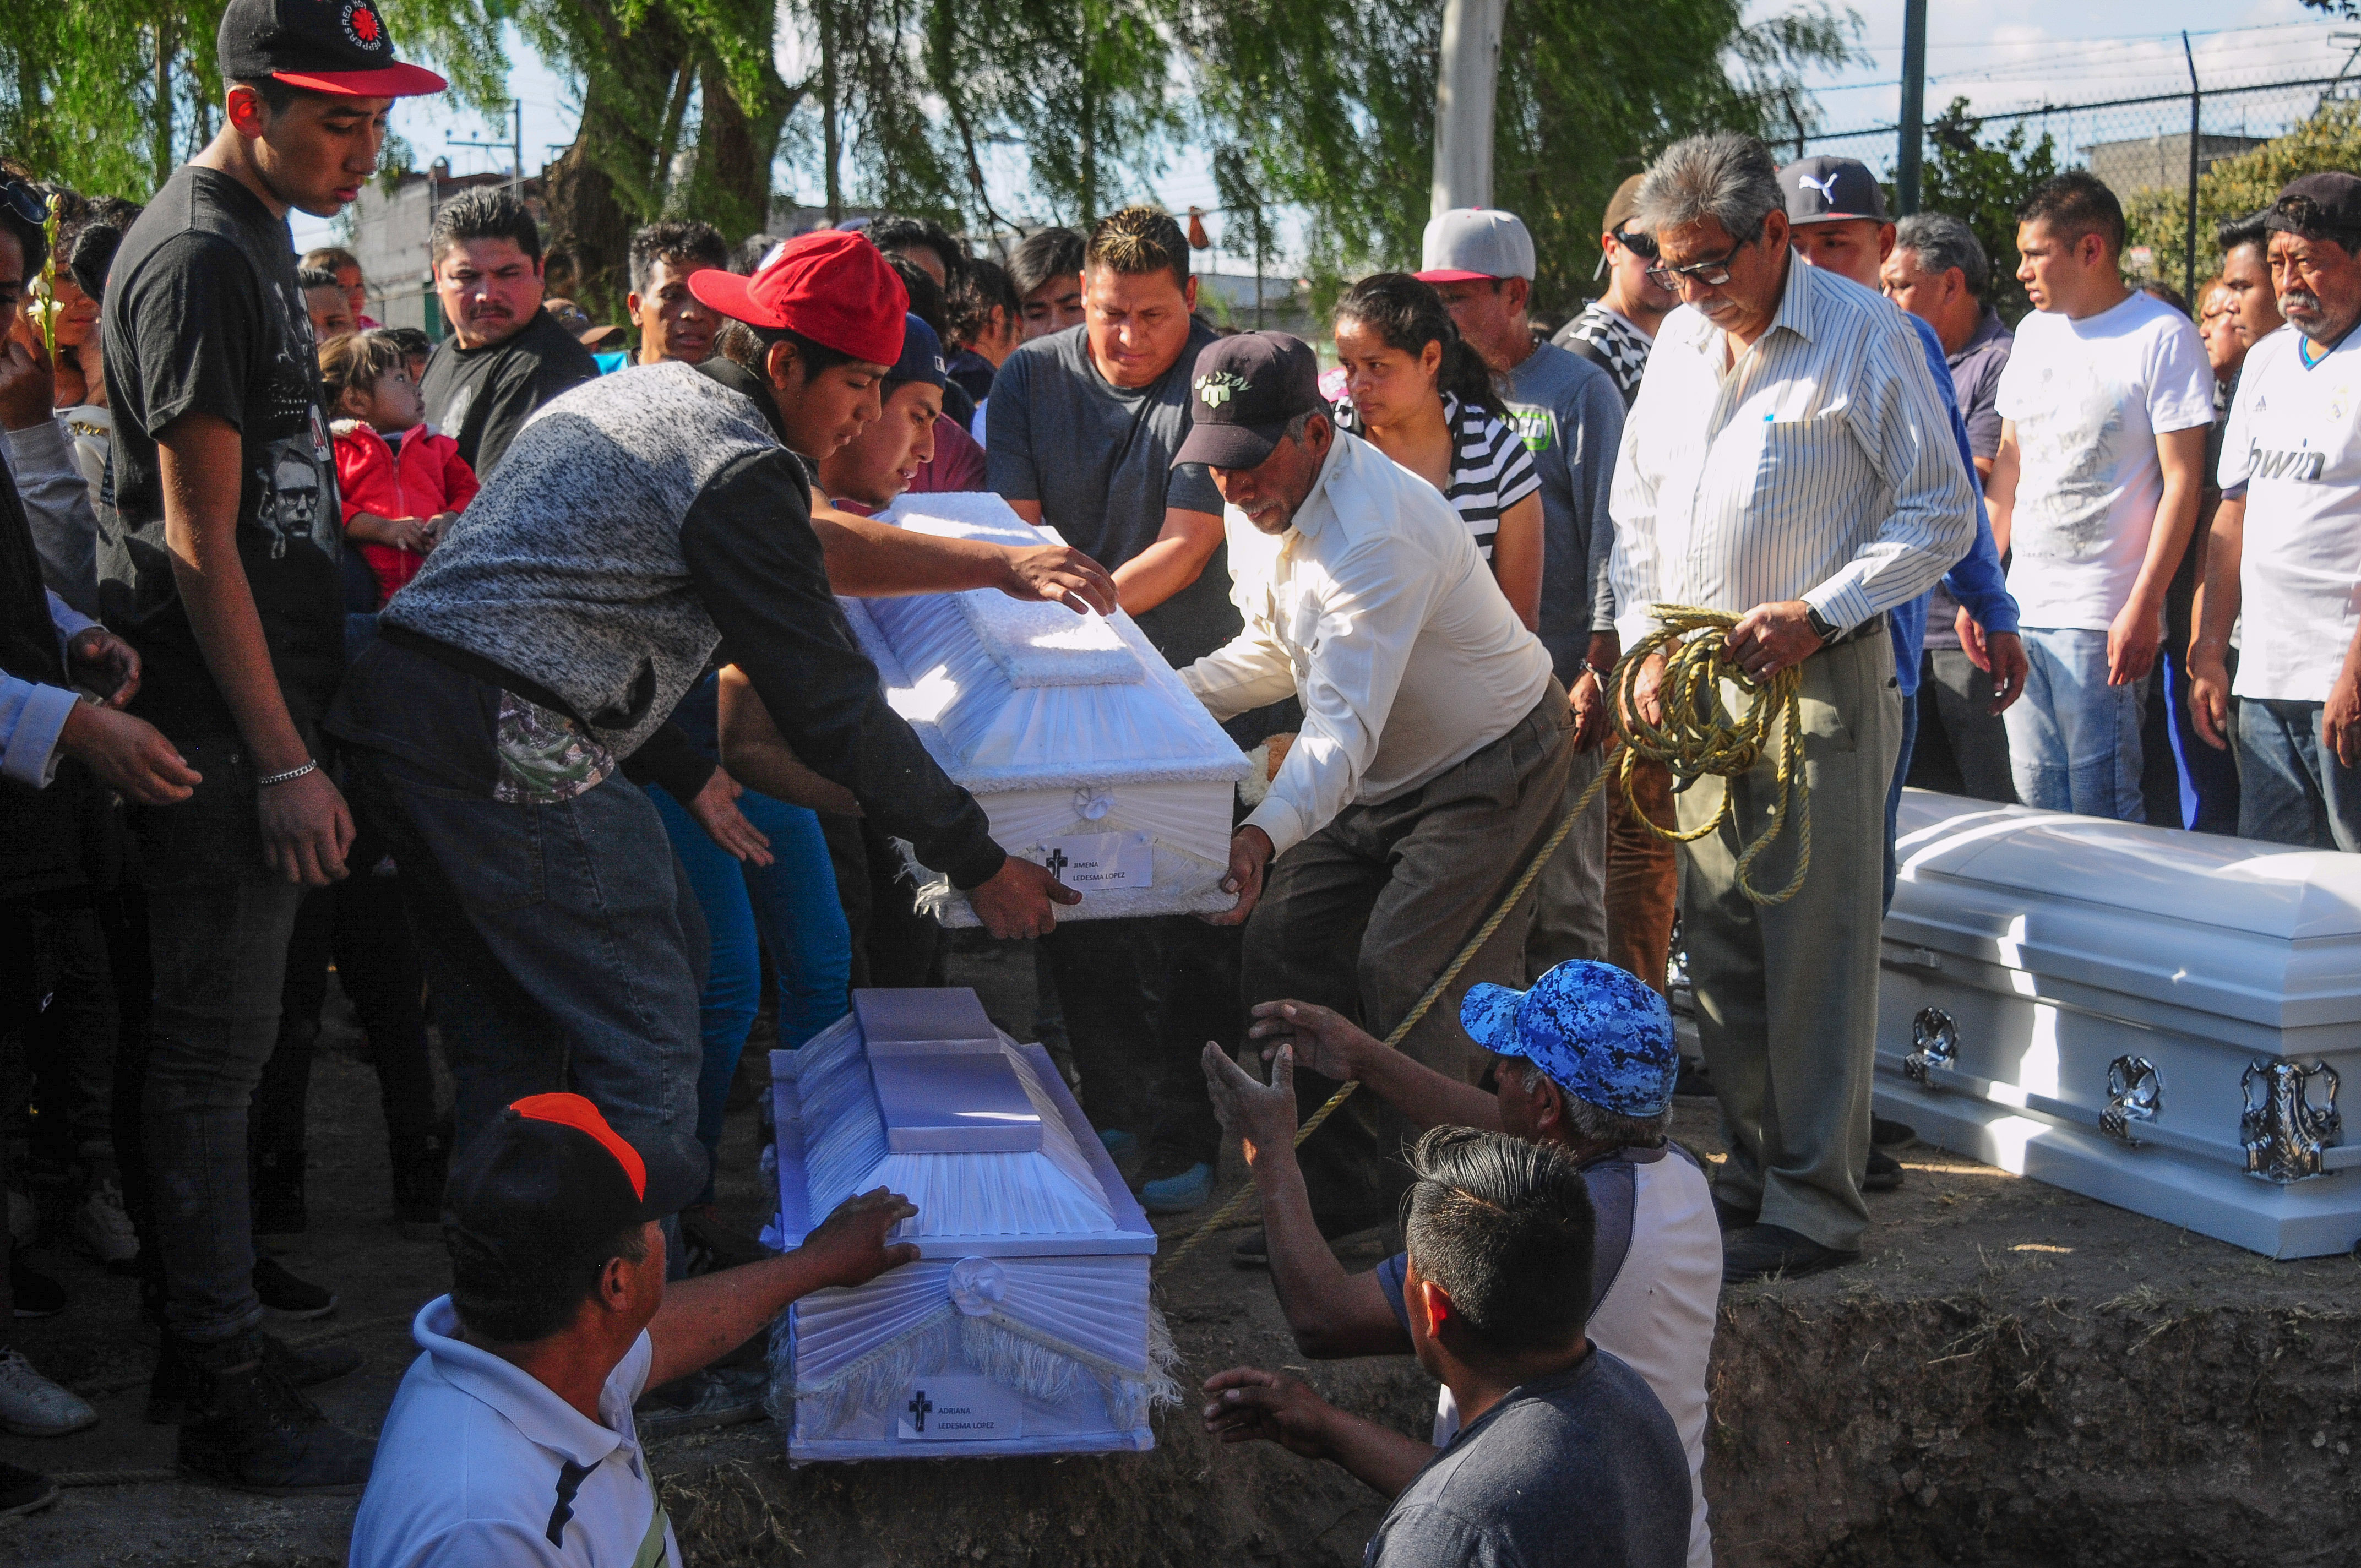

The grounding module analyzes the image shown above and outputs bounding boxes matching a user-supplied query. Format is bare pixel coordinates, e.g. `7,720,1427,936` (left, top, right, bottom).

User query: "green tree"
0,2,229,200
2123,100,2361,290
1916,97,2059,324
1170,0,1856,321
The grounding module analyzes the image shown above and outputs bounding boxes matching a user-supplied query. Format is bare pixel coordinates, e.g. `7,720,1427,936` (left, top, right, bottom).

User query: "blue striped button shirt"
1608,255,1978,648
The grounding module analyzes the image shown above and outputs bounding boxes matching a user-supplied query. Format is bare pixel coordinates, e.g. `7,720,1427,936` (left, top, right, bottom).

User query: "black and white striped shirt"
1330,392,1541,562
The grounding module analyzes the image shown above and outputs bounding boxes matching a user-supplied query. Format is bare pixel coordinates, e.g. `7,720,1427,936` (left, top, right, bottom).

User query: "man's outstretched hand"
1245,999,1378,1082
968,854,1080,939
999,543,1118,616
1201,1041,1297,1166
1201,1368,1342,1460
798,1186,920,1289
1201,825,1274,926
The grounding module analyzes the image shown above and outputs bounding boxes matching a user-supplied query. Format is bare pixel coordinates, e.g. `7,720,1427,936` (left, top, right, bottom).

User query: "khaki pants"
1678,629,1900,1253
1243,687,1574,1227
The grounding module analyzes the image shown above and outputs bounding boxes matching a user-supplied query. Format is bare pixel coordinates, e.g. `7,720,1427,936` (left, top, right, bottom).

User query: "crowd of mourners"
7,2,2361,1563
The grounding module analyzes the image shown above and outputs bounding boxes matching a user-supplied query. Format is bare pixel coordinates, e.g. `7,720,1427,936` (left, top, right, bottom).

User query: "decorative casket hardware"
765,988,1177,1461
2098,1055,2163,1147
2240,1059,2343,1185
1876,791,2361,1258
842,493,1254,926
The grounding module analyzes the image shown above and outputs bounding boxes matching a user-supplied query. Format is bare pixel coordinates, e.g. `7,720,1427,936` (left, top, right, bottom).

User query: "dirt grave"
4,976,2357,1566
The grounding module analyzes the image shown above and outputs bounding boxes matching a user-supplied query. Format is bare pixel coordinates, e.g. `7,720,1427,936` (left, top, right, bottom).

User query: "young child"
321,330,478,603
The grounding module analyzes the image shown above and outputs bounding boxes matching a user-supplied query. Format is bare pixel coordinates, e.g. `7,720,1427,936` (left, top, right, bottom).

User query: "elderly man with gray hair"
1609,133,1977,1283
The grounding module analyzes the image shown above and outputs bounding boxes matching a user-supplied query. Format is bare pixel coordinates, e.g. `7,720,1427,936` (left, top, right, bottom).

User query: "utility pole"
1431,0,1505,216
512,99,524,195
2183,32,2201,309
1896,0,1927,214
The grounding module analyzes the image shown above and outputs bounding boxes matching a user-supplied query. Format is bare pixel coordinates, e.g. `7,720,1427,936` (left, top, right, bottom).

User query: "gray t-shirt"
984,319,1234,666
1498,342,1625,678
1366,1350,1689,1568
1927,307,2015,650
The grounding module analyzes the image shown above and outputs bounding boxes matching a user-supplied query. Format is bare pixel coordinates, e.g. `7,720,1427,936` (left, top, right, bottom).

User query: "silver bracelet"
258,759,318,788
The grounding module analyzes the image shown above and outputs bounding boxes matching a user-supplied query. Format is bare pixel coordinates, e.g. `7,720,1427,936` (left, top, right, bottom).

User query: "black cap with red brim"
219,0,448,98
442,1094,709,1286
1172,331,1324,471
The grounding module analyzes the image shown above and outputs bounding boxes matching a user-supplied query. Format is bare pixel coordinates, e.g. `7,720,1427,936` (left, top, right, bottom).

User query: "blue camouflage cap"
1460,960,1678,1118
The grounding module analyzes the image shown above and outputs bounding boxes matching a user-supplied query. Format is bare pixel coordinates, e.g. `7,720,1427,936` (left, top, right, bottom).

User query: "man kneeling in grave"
1203,960,1720,1567
1203,1123,1693,1568
350,1094,916,1566
1177,331,1573,1246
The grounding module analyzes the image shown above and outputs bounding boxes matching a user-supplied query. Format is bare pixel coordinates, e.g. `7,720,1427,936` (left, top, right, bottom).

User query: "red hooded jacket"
333,420,480,601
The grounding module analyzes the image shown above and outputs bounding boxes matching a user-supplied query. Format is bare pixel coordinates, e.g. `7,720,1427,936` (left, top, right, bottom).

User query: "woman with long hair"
1329,272,1543,626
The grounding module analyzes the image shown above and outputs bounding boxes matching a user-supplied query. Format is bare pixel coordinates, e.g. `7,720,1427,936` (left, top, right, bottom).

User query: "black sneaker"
1864,1148,1905,1193
1722,1224,1860,1286
0,1460,58,1520
633,1363,769,1440
251,1151,307,1249
174,1336,375,1496
9,1255,66,1318
1673,1058,1716,1099
388,1128,450,1243
679,1205,773,1276
1711,1195,1760,1233
150,1329,362,1425
1872,1115,1918,1149
253,1257,338,1320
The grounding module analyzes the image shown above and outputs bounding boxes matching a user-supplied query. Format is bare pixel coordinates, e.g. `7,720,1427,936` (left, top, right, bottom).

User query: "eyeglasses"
0,176,45,228
1611,226,1658,262
1645,244,1745,293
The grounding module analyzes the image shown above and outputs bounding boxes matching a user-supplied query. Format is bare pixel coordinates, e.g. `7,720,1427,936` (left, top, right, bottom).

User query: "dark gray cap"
1780,156,1889,226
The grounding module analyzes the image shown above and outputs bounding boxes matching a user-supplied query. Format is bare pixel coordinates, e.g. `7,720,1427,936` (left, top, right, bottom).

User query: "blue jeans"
346,750,708,1174
2235,699,2361,851
645,784,850,1193
1883,691,1920,913
2002,628,2148,821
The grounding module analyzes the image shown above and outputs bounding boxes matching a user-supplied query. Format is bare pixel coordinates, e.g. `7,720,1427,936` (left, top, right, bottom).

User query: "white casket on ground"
763,988,1176,1461
1878,790,2361,1259
842,493,1254,926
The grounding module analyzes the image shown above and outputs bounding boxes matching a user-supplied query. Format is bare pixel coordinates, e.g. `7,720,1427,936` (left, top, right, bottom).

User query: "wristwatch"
1803,605,1839,645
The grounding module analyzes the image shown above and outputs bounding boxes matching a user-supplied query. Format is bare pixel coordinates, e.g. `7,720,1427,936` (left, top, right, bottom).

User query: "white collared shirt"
1607,257,1977,647
1183,428,1555,857
349,1297,681,1568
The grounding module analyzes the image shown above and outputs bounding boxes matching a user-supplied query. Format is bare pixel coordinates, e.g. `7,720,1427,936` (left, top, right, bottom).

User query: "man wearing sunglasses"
1554,176,1678,410
1607,134,1977,1286
96,0,445,1496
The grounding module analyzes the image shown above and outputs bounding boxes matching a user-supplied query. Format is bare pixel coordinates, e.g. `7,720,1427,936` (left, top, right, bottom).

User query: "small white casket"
1878,790,2361,1259
764,988,1174,1462
841,493,1254,926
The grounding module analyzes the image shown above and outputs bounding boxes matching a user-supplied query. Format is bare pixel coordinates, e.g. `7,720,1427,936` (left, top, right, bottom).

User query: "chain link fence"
1794,67,2361,307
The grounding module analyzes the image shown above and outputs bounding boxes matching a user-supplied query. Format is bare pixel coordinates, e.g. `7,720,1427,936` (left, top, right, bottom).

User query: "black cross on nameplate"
906,1390,931,1433
1043,847,1069,877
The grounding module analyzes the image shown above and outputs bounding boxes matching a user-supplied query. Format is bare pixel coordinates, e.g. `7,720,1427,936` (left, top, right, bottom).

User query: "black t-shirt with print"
418,306,600,480
99,165,344,742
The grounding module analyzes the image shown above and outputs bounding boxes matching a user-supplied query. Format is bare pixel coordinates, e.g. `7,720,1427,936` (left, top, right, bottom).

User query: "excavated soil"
6,967,2358,1566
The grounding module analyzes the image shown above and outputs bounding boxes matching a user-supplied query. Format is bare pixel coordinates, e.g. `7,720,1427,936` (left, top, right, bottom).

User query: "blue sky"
300,2,2359,265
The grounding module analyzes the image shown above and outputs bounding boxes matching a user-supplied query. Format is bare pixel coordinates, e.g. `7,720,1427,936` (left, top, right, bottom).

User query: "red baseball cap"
217,0,449,98
689,230,909,367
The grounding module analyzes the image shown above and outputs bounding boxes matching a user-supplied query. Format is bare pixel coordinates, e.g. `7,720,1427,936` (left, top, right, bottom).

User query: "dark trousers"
127,737,307,1343
1243,689,1574,1226
252,816,439,1193
345,749,707,1169
821,812,943,990
1906,649,2015,803
1037,916,1232,1167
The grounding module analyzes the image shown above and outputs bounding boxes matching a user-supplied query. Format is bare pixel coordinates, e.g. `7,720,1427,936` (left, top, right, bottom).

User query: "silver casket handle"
1902,1007,1957,1087
2098,1055,2163,1147
2240,1059,2343,1184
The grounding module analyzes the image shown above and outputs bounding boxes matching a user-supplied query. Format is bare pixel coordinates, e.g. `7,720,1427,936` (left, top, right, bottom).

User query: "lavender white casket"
1877,790,2361,1259
762,988,1177,1461
841,492,1254,926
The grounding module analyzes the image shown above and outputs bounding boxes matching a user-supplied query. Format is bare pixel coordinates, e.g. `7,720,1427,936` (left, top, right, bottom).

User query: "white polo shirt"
349,1297,681,1568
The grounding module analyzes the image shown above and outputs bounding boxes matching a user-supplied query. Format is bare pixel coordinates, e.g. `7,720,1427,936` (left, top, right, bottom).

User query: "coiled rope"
1153,605,1812,1280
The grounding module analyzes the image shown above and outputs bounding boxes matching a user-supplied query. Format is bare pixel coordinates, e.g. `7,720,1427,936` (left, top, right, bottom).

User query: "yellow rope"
1152,605,1812,1280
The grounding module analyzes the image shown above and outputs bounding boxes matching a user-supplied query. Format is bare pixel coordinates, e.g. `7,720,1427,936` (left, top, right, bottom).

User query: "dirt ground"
5,957,2358,1567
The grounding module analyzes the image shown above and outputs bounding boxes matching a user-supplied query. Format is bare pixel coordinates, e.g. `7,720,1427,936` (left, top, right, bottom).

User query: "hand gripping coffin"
763,988,1178,1461
839,492,1255,925
1878,790,2361,1258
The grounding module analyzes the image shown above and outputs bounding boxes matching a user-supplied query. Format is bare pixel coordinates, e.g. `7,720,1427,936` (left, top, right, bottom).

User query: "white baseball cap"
1415,207,1536,284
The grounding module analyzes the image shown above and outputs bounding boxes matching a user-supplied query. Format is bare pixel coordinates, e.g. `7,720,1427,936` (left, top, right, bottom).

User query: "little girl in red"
322,329,478,603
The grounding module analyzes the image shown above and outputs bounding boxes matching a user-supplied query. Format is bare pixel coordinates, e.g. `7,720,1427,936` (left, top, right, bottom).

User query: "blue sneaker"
1138,1161,1214,1215
1098,1129,1139,1159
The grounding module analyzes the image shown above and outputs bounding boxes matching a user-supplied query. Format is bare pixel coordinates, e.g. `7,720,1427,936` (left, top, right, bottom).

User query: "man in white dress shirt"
1610,134,1976,1283
1177,331,1571,1244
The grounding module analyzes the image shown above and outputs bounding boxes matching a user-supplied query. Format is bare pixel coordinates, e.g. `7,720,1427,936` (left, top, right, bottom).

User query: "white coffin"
1876,790,2361,1258
764,988,1174,1462
845,493,1254,925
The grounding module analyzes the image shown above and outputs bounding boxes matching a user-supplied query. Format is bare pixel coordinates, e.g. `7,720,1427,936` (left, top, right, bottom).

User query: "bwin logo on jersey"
2245,448,2327,482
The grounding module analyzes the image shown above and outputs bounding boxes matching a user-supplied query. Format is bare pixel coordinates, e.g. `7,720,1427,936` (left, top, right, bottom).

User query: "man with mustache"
418,187,598,479
2191,173,2361,850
